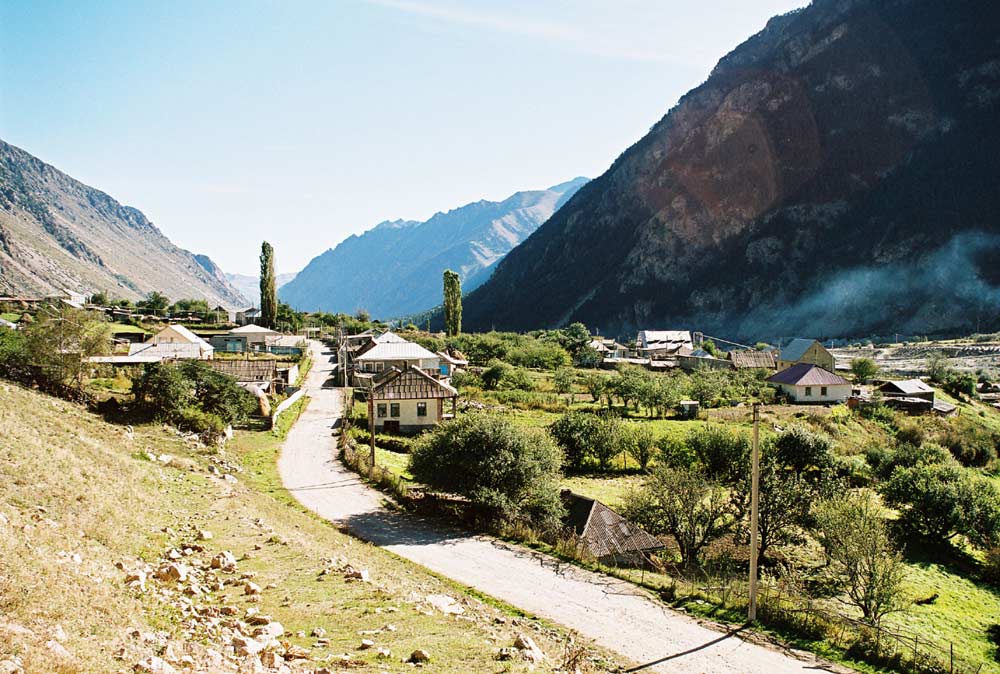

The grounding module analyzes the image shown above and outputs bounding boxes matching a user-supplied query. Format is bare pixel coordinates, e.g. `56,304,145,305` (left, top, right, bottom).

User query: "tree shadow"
336,509,472,548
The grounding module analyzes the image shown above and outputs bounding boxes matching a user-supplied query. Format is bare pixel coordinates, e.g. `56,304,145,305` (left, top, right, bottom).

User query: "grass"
107,324,148,334
1,312,22,322
0,382,617,673
560,474,643,509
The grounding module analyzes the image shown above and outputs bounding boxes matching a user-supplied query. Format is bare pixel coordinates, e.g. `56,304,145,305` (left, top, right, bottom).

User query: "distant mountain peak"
279,178,588,317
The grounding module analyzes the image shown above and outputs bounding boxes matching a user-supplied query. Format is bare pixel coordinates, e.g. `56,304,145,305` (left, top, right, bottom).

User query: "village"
3,288,1000,674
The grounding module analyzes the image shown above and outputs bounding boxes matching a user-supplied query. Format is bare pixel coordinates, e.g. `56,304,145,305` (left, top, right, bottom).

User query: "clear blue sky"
0,0,806,275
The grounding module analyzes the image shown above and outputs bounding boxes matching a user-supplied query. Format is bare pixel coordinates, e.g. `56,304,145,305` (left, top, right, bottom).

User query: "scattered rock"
133,656,179,674
358,639,375,650
408,649,431,663
155,563,189,583
376,647,392,659
244,582,262,595
197,530,214,541
252,622,284,640
231,635,264,656
211,551,238,571
425,594,464,615
310,627,326,638
0,657,23,674
342,566,370,582
513,633,546,664
45,639,72,660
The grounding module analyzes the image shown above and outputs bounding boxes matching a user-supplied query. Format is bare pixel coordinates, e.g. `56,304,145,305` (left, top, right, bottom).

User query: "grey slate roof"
562,491,662,560
730,350,777,369
880,379,934,395
779,338,820,362
767,363,850,386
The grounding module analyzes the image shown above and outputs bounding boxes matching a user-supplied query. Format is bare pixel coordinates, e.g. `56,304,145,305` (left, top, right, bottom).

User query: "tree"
629,424,657,470
581,371,610,403
686,424,750,484
409,414,564,530
139,291,170,315
133,362,194,420
553,367,576,402
772,426,836,480
442,269,462,337
24,304,111,386
850,357,880,383
622,464,733,571
926,351,952,384
259,241,277,329
549,411,603,470
701,340,719,357
813,493,908,626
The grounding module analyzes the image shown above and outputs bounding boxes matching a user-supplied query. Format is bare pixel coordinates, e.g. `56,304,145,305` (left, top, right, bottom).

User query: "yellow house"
370,365,458,434
777,338,834,371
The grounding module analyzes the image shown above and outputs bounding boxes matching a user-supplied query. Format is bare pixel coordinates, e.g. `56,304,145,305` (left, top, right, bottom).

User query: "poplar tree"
259,241,277,329
442,269,462,337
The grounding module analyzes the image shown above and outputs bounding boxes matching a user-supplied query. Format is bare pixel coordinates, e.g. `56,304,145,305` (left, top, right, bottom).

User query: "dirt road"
277,341,832,673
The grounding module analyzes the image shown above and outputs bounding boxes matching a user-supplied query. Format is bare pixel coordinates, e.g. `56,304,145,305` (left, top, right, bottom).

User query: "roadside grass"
0,312,21,322
0,382,613,673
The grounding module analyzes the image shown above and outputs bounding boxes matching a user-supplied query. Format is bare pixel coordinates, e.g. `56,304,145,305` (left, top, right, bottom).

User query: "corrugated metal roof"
230,324,278,334
767,363,849,386
880,379,934,395
779,338,821,362
128,342,207,359
355,341,439,361
637,330,692,348
372,366,457,400
374,330,408,343
562,492,662,559
730,350,776,369
155,324,210,346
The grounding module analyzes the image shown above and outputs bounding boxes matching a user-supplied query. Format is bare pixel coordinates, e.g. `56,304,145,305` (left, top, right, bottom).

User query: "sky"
0,0,807,275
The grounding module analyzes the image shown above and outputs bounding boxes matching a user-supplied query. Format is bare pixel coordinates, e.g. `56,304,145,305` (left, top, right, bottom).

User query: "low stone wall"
270,387,305,428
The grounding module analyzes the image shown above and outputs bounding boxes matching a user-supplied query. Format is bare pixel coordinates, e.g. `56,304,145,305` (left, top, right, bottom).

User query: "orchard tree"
850,357,880,383
259,241,277,329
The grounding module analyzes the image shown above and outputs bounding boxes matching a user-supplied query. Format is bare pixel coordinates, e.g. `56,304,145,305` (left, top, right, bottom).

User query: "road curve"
278,341,833,674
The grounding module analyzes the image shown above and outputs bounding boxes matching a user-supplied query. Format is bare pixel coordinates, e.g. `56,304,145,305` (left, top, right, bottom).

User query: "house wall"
372,398,442,432
778,342,835,371
152,325,195,345
358,357,441,373
779,382,851,403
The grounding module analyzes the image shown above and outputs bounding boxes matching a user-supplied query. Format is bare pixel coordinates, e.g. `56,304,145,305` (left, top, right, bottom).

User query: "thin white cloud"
363,0,694,64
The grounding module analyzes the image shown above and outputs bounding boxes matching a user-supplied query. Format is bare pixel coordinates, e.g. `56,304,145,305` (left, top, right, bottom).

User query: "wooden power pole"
367,385,376,476
748,402,761,622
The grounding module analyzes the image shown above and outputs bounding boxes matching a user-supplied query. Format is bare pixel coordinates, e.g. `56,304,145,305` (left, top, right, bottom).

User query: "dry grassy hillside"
0,383,613,673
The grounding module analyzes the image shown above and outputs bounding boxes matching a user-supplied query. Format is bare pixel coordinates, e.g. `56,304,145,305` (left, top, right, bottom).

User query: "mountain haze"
464,0,1000,340
0,140,247,307
225,272,298,308
280,178,587,317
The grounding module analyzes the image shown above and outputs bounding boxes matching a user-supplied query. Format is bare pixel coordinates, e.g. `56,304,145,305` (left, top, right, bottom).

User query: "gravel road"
277,341,836,673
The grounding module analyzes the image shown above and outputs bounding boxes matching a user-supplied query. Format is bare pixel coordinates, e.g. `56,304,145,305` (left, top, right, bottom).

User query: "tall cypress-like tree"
259,241,277,329
443,269,462,337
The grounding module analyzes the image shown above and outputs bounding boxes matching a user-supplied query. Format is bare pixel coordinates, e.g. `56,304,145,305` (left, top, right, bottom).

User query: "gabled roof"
730,350,777,369
230,323,278,334
205,359,277,382
355,340,439,362
767,363,849,386
371,365,458,400
779,338,825,362
374,330,408,344
879,379,934,395
437,351,468,366
156,324,207,345
127,342,207,359
562,491,662,559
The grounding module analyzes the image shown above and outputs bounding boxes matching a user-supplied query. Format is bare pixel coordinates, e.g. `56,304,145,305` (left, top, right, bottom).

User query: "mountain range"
225,272,298,308
279,177,587,317
0,139,247,307
463,0,1000,340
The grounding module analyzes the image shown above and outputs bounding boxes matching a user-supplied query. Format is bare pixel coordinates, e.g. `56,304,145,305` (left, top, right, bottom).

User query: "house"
588,338,630,359
878,379,957,416
767,363,851,403
729,350,777,370
126,324,214,360
677,348,733,372
353,340,441,384
777,338,835,371
561,490,663,566
636,330,693,358
436,350,468,378
369,365,458,434
211,324,279,353
206,359,279,390
233,307,261,326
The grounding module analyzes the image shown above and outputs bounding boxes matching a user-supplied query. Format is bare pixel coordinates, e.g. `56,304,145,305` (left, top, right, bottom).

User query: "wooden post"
367,387,376,476
748,402,761,622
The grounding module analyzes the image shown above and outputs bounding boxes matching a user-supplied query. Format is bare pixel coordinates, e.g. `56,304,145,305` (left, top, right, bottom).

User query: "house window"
376,404,387,418
805,386,812,397
821,386,828,396
390,403,400,417
416,402,427,417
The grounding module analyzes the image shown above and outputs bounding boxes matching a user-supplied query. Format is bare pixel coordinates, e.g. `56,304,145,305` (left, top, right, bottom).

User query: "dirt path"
278,341,834,674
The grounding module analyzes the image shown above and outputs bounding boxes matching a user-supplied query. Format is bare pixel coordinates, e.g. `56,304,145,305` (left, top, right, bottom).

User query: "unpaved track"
278,342,832,673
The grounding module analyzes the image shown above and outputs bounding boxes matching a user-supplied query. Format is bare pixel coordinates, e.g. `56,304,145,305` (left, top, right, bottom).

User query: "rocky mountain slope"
279,178,587,317
0,140,247,307
225,272,297,308
463,0,1000,340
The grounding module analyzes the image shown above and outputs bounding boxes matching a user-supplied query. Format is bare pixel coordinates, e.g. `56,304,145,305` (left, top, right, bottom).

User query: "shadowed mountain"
463,0,1000,340
279,178,587,317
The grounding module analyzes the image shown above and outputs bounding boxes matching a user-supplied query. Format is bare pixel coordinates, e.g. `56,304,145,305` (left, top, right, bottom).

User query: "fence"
270,387,304,429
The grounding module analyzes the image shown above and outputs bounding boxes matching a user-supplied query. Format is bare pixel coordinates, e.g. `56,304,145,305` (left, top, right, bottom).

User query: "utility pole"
748,402,761,622
367,383,376,477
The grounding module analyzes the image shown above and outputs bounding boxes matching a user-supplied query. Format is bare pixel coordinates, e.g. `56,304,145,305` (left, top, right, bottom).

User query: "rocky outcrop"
464,0,1000,340
0,139,247,306
279,178,588,317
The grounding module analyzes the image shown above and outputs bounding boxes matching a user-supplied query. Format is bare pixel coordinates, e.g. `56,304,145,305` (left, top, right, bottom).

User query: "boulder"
408,649,431,663
243,582,262,595
211,551,238,571
252,622,284,640
45,640,72,660
513,633,545,664
232,635,264,656
425,594,464,615
358,639,374,650
133,656,179,674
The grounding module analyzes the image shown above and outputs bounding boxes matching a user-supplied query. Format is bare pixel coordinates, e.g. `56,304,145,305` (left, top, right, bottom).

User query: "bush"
409,414,565,531
943,371,977,398
866,442,951,481
178,361,257,426
549,411,628,471
481,360,533,391
133,361,256,429
506,340,571,370
686,425,750,484
174,406,225,435
772,426,835,479
451,370,481,389
133,362,193,420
